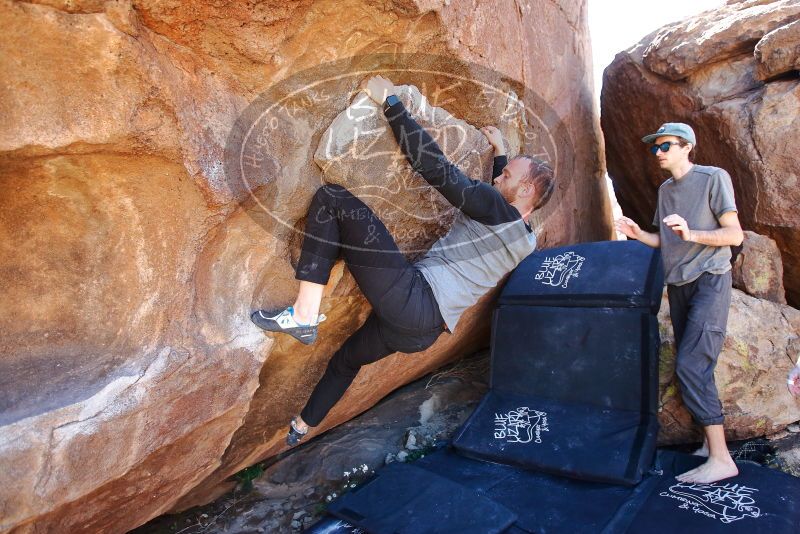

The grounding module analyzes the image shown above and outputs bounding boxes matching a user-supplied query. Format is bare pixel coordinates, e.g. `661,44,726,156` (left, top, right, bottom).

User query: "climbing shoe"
287,417,308,446
250,306,326,345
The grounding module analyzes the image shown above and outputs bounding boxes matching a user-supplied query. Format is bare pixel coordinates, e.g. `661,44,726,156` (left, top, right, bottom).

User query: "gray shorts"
667,271,732,426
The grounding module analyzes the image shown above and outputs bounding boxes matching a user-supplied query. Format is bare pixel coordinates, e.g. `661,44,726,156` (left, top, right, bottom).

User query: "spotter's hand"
615,216,642,240
663,214,692,241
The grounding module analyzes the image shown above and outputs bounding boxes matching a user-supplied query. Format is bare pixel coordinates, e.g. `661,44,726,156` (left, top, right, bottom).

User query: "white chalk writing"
660,481,761,524
494,407,548,444
535,251,585,288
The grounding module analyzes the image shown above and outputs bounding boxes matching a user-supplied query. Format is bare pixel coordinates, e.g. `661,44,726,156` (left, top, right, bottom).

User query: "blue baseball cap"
641,123,696,145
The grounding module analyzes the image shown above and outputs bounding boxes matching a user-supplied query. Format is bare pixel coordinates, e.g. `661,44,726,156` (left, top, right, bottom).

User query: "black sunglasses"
650,141,682,155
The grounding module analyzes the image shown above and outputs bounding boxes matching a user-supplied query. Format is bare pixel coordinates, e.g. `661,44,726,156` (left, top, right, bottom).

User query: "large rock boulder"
732,230,787,303
0,0,609,531
756,18,800,80
657,288,800,444
601,0,800,305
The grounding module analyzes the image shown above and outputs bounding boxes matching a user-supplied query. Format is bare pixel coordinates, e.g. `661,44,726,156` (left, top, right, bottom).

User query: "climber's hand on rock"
480,126,505,154
664,213,692,241
614,216,642,240
364,75,396,106
788,365,800,397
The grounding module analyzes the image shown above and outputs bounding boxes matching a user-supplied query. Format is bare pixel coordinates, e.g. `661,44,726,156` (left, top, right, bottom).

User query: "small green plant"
234,462,265,492
404,444,436,463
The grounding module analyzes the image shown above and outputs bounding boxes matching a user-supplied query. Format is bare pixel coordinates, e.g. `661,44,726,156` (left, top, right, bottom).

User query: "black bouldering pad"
451,390,658,486
623,450,800,533
327,463,517,533
490,306,659,414
498,241,663,311
313,448,800,533
416,448,639,533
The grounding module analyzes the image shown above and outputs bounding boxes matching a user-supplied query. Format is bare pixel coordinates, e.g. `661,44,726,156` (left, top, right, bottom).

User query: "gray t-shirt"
652,165,738,286
417,214,536,332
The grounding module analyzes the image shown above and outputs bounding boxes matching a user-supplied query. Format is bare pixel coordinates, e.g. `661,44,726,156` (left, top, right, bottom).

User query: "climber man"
615,122,744,484
250,75,555,446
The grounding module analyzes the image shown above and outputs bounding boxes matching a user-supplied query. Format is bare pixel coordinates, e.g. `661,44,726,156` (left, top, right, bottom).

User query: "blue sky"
589,0,725,98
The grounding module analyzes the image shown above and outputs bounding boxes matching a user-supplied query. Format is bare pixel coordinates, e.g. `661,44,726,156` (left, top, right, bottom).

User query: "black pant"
667,271,732,426
297,185,444,427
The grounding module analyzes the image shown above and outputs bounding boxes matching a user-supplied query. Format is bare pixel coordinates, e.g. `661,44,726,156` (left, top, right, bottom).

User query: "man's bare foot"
676,457,738,483
691,442,709,457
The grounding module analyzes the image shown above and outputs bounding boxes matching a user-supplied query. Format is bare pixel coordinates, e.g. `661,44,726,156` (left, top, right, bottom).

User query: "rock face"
314,85,495,257
601,0,800,305
657,288,800,444
134,352,490,533
0,0,608,532
776,437,800,478
732,230,786,303
756,18,800,80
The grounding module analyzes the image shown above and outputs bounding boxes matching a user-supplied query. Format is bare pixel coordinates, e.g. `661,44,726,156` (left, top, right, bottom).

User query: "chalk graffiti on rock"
535,251,585,288
660,482,761,524
494,407,548,444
